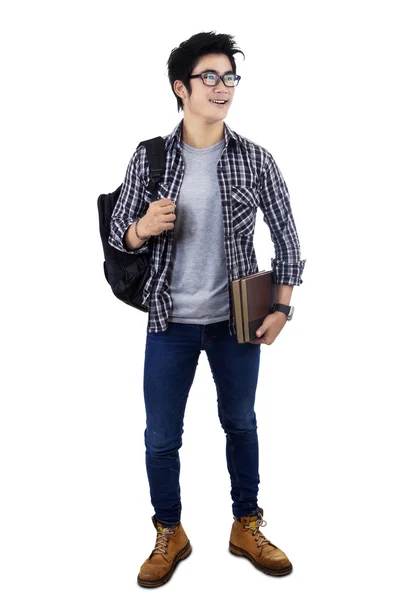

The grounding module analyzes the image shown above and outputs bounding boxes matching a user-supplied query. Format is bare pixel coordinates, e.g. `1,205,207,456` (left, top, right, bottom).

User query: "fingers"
161,208,176,219
151,198,175,218
145,197,176,235
155,197,175,209
159,207,176,222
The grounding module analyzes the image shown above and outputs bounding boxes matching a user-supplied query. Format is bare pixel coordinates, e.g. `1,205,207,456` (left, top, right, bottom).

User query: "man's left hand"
250,312,287,345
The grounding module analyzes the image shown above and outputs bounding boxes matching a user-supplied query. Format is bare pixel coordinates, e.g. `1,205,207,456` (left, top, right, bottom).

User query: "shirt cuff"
271,258,306,286
108,220,150,255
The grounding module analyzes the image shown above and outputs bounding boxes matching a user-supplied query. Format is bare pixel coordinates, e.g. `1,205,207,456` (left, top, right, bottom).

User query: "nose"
214,75,227,90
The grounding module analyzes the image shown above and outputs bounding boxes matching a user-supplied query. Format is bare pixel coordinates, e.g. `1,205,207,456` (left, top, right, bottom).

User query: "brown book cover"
231,279,244,343
232,270,277,343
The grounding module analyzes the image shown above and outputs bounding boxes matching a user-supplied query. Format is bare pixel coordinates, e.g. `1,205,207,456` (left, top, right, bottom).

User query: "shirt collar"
223,121,240,145
165,118,240,152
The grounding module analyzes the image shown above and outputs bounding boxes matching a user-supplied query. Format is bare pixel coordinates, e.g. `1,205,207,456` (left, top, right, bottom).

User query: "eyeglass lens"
203,72,238,86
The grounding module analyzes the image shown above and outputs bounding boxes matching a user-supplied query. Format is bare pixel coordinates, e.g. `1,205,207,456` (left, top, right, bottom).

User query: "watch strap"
272,303,291,316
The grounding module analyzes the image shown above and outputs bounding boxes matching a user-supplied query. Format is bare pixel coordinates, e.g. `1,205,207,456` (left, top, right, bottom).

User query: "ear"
174,80,187,101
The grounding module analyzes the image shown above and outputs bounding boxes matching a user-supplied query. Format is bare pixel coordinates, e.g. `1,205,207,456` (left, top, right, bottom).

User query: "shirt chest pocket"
231,185,259,236
143,182,171,204
156,183,171,202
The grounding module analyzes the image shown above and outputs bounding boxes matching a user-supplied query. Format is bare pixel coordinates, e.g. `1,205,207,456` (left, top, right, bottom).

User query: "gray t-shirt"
167,138,230,324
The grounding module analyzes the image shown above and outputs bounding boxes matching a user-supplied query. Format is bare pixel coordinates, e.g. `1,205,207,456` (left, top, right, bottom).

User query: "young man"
109,31,305,587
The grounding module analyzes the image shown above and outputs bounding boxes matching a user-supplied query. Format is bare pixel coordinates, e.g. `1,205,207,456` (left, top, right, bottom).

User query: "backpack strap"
137,136,165,201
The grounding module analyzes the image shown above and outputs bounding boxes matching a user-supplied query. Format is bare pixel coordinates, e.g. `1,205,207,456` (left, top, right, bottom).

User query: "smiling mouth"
210,99,228,105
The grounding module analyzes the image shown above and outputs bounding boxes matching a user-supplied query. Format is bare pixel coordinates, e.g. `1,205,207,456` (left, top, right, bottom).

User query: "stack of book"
231,270,277,343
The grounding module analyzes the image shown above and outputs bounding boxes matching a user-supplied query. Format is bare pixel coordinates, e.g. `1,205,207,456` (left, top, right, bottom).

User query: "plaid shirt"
109,119,306,334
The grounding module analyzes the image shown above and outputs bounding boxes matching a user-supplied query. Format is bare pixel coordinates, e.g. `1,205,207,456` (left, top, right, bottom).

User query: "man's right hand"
137,198,176,238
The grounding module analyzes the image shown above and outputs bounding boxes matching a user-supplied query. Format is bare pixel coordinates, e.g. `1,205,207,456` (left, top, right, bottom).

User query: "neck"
181,116,224,149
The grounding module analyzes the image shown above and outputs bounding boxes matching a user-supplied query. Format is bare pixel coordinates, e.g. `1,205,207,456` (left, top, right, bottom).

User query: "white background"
1,0,399,598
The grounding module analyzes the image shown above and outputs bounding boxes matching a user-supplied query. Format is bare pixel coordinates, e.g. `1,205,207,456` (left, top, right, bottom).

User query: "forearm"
124,216,150,250
275,284,293,305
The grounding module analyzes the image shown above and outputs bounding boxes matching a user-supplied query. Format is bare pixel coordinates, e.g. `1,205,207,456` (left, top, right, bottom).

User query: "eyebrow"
202,69,235,75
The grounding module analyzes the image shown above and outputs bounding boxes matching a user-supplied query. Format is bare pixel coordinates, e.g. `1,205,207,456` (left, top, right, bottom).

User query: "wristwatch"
272,303,295,321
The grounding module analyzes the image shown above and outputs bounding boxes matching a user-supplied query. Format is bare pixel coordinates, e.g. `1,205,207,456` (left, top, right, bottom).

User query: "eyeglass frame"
188,70,241,87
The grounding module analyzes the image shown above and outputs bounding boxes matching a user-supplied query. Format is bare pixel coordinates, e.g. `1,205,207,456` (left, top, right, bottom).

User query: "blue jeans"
143,320,261,526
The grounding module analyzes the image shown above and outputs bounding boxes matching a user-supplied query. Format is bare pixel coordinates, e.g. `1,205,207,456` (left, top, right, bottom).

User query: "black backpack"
97,136,165,311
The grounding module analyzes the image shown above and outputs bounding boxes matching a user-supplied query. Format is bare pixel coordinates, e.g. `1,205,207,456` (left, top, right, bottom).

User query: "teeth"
211,100,226,104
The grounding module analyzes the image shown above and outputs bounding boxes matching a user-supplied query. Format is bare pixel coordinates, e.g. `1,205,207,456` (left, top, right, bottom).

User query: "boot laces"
245,516,271,549
152,527,175,555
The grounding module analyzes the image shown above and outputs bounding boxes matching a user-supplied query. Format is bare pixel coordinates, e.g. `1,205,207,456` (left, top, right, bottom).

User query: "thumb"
255,314,274,337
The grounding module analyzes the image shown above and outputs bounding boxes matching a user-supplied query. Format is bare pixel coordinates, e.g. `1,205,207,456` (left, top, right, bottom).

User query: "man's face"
176,53,237,123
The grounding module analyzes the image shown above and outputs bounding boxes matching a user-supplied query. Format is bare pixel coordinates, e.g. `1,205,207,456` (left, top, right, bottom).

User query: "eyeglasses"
188,71,241,87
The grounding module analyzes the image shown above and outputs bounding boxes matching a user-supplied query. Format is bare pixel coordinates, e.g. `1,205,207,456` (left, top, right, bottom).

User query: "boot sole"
137,541,192,588
229,542,293,577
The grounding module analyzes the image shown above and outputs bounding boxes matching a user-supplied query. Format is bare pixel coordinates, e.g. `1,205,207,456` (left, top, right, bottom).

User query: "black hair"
167,31,245,112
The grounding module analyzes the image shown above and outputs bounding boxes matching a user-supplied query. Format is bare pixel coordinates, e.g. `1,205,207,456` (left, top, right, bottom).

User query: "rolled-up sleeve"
258,153,306,285
108,146,150,255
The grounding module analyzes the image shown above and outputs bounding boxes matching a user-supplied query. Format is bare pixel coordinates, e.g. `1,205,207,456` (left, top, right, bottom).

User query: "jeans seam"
229,438,243,501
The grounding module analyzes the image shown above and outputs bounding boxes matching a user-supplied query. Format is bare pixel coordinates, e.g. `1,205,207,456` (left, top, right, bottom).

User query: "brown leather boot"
229,508,292,576
137,515,192,587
